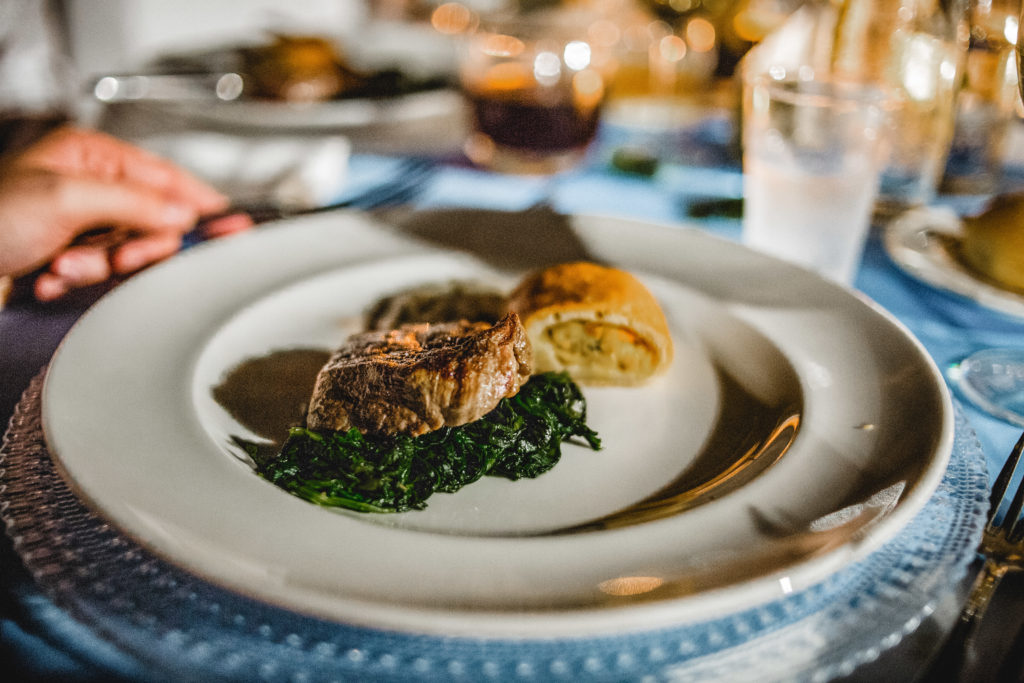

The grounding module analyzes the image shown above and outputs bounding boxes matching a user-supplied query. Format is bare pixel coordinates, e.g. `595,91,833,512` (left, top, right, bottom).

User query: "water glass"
875,29,962,210
457,10,613,174
741,72,890,285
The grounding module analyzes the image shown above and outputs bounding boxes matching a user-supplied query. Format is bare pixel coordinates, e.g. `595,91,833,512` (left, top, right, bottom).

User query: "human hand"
0,126,251,301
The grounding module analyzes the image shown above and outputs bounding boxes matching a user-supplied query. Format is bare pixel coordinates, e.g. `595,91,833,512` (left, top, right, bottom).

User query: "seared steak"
306,313,532,436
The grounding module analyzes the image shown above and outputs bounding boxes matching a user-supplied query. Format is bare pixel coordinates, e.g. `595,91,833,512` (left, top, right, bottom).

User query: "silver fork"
918,431,1024,681
192,157,434,231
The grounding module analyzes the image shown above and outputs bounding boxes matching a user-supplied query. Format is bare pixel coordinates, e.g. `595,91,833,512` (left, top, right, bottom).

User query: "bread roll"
961,193,1024,292
507,262,673,385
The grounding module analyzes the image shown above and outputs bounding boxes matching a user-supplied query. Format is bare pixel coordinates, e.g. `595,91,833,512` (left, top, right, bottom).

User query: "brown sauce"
562,365,801,534
211,348,331,444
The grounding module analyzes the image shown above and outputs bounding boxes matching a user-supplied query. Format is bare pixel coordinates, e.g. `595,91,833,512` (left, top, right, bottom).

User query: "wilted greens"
239,372,601,513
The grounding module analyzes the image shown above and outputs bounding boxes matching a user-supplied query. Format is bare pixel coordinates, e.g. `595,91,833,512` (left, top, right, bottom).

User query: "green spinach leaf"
242,372,601,513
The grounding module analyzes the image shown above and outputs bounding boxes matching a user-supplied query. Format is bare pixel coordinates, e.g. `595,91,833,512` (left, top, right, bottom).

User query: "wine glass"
949,348,1024,427
949,2,1024,426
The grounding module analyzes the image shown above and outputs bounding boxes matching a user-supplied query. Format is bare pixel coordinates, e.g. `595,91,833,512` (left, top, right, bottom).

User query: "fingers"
18,126,229,214
96,139,228,214
35,246,112,302
34,205,249,303
34,232,184,302
51,174,200,238
34,273,70,302
52,245,112,280
129,152,229,214
198,213,254,239
4,127,244,304
109,232,183,274
27,173,194,302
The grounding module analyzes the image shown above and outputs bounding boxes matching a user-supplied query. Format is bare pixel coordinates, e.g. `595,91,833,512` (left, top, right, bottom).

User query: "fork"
917,430,1024,681
193,156,434,231
71,158,436,254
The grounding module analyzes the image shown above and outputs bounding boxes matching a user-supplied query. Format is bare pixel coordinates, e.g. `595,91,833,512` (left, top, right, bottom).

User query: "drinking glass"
457,9,614,174
748,0,967,215
941,0,1020,195
949,1,1024,426
740,71,890,285
832,0,966,213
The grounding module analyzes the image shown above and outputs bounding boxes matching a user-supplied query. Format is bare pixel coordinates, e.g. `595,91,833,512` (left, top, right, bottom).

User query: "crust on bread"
506,262,673,385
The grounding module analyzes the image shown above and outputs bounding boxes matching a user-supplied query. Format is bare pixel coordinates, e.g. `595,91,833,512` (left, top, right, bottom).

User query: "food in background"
239,34,451,102
961,192,1024,292
364,280,507,330
242,35,357,102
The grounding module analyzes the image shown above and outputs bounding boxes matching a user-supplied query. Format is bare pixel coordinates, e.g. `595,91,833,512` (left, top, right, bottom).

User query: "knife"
91,72,246,103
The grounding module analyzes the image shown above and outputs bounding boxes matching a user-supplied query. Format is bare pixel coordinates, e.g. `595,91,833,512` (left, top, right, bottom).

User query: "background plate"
883,206,1024,318
161,88,464,131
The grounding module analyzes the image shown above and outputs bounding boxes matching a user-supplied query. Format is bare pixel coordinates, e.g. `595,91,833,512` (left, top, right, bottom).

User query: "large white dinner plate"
42,211,953,638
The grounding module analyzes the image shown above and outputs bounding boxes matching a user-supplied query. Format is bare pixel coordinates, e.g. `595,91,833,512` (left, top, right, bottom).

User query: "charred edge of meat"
306,313,532,436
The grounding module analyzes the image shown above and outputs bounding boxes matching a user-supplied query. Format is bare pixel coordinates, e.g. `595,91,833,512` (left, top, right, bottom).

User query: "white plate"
147,19,463,133
159,87,464,131
42,211,953,638
884,205,1024,318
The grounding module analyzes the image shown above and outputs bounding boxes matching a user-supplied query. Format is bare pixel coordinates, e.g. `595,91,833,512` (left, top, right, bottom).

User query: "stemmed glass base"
949,348,1024,427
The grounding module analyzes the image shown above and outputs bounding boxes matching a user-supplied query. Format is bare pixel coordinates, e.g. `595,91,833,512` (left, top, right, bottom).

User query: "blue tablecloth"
2,120,1024,681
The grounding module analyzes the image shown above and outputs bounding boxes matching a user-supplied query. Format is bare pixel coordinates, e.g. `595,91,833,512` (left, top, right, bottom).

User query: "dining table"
2,88,1024,683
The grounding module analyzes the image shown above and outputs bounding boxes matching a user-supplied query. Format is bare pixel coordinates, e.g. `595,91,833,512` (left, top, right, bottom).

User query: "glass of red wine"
457,8,612,174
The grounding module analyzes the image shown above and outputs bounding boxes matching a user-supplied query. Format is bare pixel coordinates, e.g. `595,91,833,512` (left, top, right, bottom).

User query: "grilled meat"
306,313,532,436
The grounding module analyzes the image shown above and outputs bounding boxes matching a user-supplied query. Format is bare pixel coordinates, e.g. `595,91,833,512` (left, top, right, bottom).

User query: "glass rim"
475,8,598,39
745,71,900,111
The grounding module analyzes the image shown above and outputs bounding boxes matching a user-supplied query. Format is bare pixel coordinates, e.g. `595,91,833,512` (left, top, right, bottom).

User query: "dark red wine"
467,88,600,152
